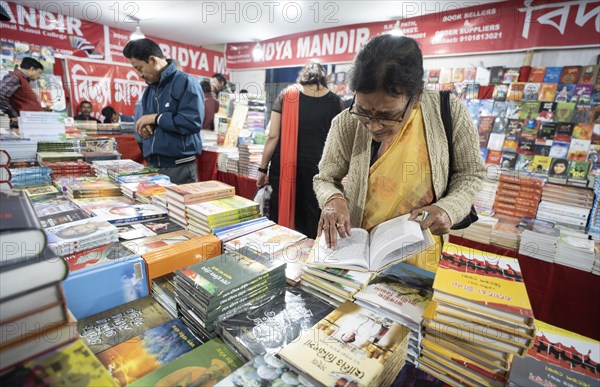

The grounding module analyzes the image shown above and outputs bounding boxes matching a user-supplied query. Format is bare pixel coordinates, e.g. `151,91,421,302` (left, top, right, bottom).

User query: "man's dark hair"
123,38,164,62
212,73,227,84
20,57,43,71
349,35,424,98
298,62,328,88
200,80,212,94
80,100,92,108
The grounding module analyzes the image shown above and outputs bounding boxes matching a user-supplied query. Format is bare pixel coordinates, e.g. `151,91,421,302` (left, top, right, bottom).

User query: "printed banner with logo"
226,0,600,69
65,57,146,118
0,1,105,59
108,27,226,78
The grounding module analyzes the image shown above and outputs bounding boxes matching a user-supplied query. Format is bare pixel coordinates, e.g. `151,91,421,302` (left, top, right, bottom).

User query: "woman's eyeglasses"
349,95,413,129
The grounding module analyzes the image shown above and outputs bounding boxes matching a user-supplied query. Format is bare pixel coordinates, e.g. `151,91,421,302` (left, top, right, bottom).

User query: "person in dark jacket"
123,38,204,184
74,100,101,123
0,57,44,127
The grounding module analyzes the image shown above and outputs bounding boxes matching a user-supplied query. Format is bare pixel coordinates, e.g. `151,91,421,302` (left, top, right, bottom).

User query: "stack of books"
43,160,92,180
20,184,61,202
508,320,600,387
419,243,536,386
33,196,89,228
45,217,119,256
9,164,52,187
186,195,260,235
120,175,172,202
0,139,37,162
493,172,543,219
490,214,522,250
91,159,145,179
449,214,498,244
278,301,411,387
473,179,498,215
302,265,374,307
36,151,83,163
223,223,305,256
151,274,178,318
66,179,122,199
174,249,286,341
0,191,75,372
165,180,235,228
555,229,596,272
537,183,595,229
589,177,600,241
518,217,560,262
226,152,240,174
216,149,239,172
354,262,434,365
237,143,264,178
216,287,333,360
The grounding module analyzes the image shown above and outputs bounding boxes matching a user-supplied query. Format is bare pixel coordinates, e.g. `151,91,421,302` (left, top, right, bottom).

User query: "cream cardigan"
313,90,485,228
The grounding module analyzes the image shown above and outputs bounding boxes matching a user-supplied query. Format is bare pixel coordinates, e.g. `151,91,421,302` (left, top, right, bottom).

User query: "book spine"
108,213,167,225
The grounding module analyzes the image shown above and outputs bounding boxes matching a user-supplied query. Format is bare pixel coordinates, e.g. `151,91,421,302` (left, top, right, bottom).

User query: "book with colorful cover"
62,254,149,319
538,83,558,102
117,219,183,241
522,83,540,101
128,338,244,386
579,64,599,84
574,84,593,107
588,144,600,175
489,66,505,84
45,217,119,256
71,196,133,215
224,224,306,256
544,65,564,82
554,122,574,142
573,106,592,124
559,66,582,84
492,101,509,118
508,320,600,387
63,242,135,272
527,67,546,83
486,150,502,165
517,140,535,155
567,139,591,161
573,123,593,140
516,154,534,173
0,340,117,387
22,184,61,201
549,142,571,159
548,158,569,183
96,318,202,386
217,287,334,359
554,102,576,122
500,152,517,170
91,204,168,225
529,155,552,175
435,243,534,326
186,195,260,223
492,84,508,101
78,296,172,354
502,68,520,84
555,84,576,103
506,101,523,119
38,208,89,228
278,301,411,387
507,82,525,101
568,160,591,184
520,102,541,120
534,144,551,157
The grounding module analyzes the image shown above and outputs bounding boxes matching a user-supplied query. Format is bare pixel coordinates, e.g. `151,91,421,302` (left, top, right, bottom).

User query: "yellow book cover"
0,340,117,386
434,243,534,324
278,302,410,387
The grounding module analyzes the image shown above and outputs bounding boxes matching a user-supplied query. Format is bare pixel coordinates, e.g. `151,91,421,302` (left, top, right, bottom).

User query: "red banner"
65,57,146,119
108,27,226,78
0,0,105,59
226,0,600,69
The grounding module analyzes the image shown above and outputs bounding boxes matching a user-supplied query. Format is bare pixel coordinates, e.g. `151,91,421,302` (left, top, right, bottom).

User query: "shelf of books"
1,68,599,387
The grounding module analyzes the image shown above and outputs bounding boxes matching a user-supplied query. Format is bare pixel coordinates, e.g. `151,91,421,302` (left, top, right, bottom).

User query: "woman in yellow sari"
313,35,485,271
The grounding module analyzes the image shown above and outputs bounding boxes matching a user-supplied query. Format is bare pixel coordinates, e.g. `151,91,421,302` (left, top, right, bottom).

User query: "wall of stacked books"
1,0,600,386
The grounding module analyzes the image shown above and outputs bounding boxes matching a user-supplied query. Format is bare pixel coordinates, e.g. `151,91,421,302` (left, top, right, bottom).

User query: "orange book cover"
141,234,221,280
166,180,235,204
527,67,546,83
538,83,558,102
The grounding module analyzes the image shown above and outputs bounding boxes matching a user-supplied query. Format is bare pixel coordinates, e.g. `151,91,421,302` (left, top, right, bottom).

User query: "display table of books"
450,235,600,341
197,150,258,200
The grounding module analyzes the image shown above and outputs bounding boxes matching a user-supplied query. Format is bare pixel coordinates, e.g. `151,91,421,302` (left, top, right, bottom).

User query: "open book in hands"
308,214,435,273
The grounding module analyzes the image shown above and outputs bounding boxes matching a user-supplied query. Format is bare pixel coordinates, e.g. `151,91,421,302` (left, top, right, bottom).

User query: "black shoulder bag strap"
439,91,478,230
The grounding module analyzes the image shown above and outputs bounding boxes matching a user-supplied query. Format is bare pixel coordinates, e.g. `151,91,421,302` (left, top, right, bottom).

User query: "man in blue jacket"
123,39,203,184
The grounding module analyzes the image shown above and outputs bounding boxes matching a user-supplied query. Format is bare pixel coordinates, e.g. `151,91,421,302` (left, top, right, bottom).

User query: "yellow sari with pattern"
362,107,442,272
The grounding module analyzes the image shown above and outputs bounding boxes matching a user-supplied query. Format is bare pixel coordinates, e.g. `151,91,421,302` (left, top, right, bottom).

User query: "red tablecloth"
196,150,218,181
449,236,600,341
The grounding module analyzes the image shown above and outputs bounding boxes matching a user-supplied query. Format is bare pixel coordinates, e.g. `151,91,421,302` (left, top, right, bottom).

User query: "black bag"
440,91,478,230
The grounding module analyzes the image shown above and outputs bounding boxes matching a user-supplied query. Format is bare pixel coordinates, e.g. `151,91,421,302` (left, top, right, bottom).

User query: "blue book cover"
543,67,562,83
480,148,489,163
62,254,149,319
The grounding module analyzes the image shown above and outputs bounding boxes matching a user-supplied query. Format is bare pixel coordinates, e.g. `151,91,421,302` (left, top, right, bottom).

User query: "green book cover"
175,249,286,300
77,296,172,354
128,338,244,386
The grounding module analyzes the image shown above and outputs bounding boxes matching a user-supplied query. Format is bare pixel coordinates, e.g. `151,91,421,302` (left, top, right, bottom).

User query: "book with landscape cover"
62,254,149,319
0,340,117,386
0,190,46,265
217,287,334,359
92,204,168,225
96,318,202,386
308,214,435,272
508,320,599,387
128,338,244,386
434,243,534,327
77,296,172,354
278,301,411,387
354,262,434,329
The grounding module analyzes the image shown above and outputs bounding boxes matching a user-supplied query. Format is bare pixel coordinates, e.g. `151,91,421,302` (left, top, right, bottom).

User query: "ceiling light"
130,23,145,41
387,20,404,37
252,42,263,62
